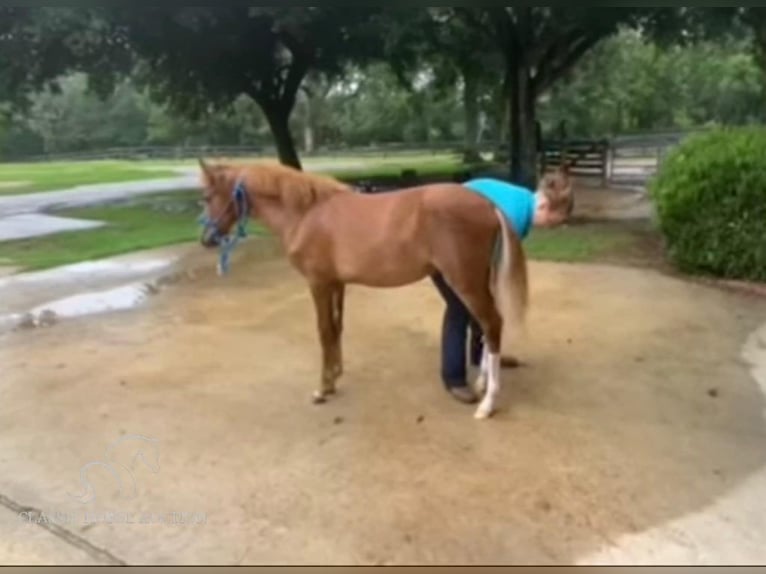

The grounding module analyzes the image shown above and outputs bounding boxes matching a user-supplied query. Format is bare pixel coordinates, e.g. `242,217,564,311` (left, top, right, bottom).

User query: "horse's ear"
199,158,223,187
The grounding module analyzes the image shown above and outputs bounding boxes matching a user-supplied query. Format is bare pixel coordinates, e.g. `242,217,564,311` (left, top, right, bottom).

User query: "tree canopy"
0,7,761,180
95,7,386,168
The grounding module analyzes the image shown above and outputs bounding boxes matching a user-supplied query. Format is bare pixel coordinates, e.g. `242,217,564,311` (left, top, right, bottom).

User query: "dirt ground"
1,230,766,564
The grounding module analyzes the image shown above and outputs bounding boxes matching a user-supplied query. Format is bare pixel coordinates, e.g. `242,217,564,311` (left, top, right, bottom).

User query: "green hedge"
649,127,766,281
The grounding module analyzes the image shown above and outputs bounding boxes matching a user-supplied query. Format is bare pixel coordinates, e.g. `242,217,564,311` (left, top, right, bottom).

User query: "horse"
197,160,550,420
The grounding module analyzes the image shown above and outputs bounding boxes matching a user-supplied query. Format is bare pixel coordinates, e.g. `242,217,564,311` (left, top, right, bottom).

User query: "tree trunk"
508,62,538,189
509,63,521,183
262,102,302,170
462,71,481,164
493,74,510,163
303,91,315,155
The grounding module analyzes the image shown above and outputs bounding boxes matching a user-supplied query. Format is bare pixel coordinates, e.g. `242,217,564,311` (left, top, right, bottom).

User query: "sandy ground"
1,238,766,565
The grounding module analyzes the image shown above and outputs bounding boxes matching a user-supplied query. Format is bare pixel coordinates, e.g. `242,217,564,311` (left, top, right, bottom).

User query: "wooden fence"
540,129,705,187
539,139,610,186
9,129,704,187
12,141,473,164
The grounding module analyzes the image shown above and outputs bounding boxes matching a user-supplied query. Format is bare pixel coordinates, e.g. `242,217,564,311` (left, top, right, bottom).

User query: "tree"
318,63,461,147
0,8,126,109
382,8,502,163
97,7,385,169
27,73,148,153
539,30,766,137
452,8,676,187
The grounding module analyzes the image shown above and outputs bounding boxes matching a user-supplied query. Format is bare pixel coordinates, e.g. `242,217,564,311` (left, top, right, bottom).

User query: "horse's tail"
492,209,528,342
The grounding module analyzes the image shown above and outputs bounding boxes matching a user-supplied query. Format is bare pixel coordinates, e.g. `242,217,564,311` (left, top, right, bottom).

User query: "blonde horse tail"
492,209,528,343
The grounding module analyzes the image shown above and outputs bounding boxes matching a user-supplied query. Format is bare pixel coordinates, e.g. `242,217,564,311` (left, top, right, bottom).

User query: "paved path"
0,176,198,218
0,244,765,564
0,159,377,219
0,160,371,240
0,214,105,241
0,244,196,333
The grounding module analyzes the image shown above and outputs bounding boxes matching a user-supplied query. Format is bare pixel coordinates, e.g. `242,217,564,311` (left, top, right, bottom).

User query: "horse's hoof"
312,392,328,405
474,404,494,420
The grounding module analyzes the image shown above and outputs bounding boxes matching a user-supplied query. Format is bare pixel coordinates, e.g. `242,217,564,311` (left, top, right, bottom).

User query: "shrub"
649,127,766,281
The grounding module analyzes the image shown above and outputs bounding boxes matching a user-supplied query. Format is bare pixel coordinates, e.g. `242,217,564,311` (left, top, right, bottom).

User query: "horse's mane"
236,161,353,212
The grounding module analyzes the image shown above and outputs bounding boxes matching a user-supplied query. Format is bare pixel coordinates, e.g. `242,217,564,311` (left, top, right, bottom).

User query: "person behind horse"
433,169,574,404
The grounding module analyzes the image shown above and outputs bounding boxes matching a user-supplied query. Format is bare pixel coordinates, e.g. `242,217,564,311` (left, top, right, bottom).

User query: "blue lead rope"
198,179,251,276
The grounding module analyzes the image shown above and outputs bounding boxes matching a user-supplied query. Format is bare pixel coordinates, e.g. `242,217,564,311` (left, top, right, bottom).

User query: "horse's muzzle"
200,229,221,249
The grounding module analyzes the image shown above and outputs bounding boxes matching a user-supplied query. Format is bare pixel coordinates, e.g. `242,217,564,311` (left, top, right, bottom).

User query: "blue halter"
198,179,250,276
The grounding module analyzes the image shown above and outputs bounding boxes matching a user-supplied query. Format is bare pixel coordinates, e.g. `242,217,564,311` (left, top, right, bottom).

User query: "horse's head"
198,159,247,248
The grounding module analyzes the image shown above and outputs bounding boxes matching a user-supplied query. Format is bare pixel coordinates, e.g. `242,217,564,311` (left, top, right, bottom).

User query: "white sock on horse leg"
474,346,489,396
475,352,500,419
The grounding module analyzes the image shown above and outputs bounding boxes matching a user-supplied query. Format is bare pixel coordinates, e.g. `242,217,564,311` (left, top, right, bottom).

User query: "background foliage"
650,127,766,281
2,29,765,160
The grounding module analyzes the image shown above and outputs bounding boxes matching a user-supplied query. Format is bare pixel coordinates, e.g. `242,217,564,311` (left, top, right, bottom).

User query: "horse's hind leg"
475,344,489,397
439,272,503,419
469,300,503,420
310,283,340,404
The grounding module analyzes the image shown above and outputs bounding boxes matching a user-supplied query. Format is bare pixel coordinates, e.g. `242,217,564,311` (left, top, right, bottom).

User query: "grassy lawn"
526,220,663,267
0,191,226,271
0,161,179,195
0,153,470,196
0,185,662,273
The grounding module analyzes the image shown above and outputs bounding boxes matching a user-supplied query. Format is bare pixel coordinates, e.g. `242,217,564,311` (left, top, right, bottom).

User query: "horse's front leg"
331,284,345,379
310,283,339,404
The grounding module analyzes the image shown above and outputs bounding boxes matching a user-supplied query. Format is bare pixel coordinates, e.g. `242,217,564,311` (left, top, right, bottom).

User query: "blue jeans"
431,273,484,389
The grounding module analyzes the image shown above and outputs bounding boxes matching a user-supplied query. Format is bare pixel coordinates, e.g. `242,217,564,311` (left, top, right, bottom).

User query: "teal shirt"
463,178,536,240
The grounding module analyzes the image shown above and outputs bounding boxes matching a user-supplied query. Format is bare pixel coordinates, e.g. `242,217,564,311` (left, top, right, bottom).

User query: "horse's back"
288,182,499,287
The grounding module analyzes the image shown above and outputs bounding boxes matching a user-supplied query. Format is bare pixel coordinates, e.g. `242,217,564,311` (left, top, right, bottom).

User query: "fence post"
605,138,614,184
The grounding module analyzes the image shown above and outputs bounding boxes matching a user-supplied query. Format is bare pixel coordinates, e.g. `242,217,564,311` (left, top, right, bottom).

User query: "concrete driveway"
0,157,399,219
0,241,765,565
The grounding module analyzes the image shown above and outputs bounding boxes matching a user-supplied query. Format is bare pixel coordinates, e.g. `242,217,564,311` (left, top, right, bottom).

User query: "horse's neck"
255,199,309,245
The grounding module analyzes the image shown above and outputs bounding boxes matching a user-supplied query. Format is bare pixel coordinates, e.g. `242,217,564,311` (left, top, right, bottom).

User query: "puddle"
0,259,172,289
0,213,105,242
0,246,194,322
0,281,160,334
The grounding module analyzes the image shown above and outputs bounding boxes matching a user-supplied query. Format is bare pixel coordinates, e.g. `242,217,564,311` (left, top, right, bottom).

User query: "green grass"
525,221,658,265
1,191,661,273
0,161,179,195
0,153,470,196
0,191,222,271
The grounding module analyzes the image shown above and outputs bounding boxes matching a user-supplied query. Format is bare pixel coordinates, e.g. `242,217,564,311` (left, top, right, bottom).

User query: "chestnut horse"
198,160,530,419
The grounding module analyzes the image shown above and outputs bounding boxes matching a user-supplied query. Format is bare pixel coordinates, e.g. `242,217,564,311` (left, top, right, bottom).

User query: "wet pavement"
0,214,105,242
0,177,200,219
1,239,765,565
0,245,196,333
0,158,390,219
